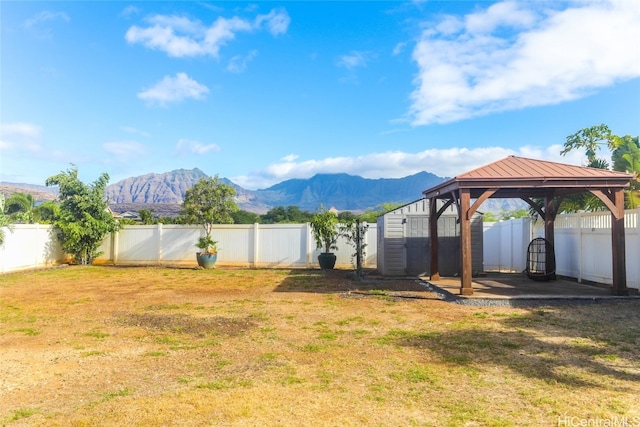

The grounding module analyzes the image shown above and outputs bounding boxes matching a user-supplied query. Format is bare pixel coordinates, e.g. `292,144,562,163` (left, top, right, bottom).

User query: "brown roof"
423,156,635,199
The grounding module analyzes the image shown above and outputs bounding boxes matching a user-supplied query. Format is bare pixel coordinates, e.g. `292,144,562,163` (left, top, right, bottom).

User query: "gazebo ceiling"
423,156,634,200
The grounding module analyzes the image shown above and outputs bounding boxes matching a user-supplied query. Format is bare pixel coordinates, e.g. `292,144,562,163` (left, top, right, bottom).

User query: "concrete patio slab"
420,272,640,305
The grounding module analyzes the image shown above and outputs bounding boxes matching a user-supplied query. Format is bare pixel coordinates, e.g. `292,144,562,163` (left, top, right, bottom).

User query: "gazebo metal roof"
422,156,635,296
423,156,634,200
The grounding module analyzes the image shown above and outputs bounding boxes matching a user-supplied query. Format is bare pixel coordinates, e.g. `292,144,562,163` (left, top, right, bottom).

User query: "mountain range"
103,168,446,215
2,168,525,217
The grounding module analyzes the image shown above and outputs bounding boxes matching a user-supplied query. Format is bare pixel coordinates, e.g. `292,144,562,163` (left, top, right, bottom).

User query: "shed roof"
423,156,634,199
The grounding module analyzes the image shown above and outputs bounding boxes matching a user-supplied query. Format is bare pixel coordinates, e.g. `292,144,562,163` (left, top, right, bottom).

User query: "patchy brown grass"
1,266,639,426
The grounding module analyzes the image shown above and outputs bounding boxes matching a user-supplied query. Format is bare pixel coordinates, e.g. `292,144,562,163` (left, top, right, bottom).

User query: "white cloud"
103,141,148,159
175,139,220,155
0,122,42,151
227,50,258,73
24,11,70,28
337,50,372,70
121,126,151,138
120,6,140,19
231,145,586,190
125,8,289,58
138,72,209,106
254,8,291,36
409,0,640,125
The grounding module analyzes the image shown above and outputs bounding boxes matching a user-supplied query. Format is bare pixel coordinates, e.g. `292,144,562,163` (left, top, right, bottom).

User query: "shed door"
438,216,460,276
406,216,429,275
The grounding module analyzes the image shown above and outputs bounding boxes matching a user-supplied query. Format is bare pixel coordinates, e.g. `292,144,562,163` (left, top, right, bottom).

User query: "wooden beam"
521,197,545,219
459,188,473,295
468,189,497,219
590,189,623,219
429,197,440,281
436,198,455,218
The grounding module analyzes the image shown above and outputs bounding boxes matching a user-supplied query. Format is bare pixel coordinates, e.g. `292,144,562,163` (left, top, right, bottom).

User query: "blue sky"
1,1,639,190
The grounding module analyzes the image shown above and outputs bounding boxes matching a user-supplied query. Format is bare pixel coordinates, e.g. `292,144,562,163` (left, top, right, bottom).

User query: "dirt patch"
116,312,256,336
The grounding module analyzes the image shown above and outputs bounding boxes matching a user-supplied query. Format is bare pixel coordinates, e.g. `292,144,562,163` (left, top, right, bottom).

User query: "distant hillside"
4,169,526,217
103,169,447,214
105,168,210,204
0,183,58,203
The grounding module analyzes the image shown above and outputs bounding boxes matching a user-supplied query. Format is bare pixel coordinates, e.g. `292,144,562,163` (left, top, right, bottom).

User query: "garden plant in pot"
309,206,339,270
179,175,238,269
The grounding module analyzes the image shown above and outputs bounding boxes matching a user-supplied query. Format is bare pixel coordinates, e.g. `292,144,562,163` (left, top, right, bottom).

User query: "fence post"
577,212,583,283
306,223,312,268
157,223,163,266
113,230,119,265
253,223,260,268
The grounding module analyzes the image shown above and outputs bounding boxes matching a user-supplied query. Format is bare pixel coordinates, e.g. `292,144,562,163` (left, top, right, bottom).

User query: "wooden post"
611,189,629,296
429,197,440,280
460,189,473,295
544,194,557,280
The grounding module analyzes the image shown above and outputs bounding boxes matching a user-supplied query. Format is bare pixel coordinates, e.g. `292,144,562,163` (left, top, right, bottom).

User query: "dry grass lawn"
1,266,639,426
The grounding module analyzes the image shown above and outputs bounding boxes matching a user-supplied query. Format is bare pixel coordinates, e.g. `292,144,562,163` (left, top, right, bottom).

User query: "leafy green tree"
179,175,238,242
45,166,118,265
357,202,404,223
0,194,13,245
611,135,640,208
232,209,261,224
561,124,613,168
34,201,60,224
138,209,155,225
261,206,313,224
337,211,357,222
561,125,639,211
4,192,36,223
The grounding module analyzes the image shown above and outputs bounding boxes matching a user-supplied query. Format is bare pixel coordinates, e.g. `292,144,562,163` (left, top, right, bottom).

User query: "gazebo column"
459,188,473,295
429,197,440,281
591,188,629,296
611,189,629,296
544,194,556,248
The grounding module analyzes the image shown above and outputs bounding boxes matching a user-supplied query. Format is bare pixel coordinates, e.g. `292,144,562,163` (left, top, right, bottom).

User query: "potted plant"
309,206,339,270
179,175,238,269
195,236,218,269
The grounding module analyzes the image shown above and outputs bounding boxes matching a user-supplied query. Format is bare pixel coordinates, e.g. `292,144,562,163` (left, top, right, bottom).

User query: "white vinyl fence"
0,224,66,273
0,223,377,273
483,209,640,290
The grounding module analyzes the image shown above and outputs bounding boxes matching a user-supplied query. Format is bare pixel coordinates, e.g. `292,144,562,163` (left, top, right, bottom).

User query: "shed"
377,198,483,277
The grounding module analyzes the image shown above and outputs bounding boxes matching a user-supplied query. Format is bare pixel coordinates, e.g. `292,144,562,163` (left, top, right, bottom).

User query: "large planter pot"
317,252,337,270
196,252,218,269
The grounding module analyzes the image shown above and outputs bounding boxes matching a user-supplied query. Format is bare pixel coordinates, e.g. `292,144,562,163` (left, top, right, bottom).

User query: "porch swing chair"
525,237,556,281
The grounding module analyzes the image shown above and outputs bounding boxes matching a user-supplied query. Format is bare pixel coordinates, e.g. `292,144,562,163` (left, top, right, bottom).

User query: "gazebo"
422,156,635,296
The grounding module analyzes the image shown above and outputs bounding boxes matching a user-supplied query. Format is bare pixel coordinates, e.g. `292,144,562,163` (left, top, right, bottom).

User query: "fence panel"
0,224,64,273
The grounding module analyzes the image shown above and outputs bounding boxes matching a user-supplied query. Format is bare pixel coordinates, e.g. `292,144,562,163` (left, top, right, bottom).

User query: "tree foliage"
232,209,261,224
4,192,36,223
179,176,238,239
309,205,340,253
561,125,639,211
0,194,13,245
46,166,118,265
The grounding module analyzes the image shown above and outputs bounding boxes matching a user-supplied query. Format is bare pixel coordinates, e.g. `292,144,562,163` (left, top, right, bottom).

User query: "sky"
1,1,639,191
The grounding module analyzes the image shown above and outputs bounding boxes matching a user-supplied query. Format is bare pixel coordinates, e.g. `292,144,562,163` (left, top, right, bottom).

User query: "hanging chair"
525,237,556,281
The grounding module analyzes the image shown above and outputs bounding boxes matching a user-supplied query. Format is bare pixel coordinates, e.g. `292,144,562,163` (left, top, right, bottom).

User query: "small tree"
46,166,118,265
0,194,13,245
309,205,339,253
339,219,369,276
179,175,238,253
